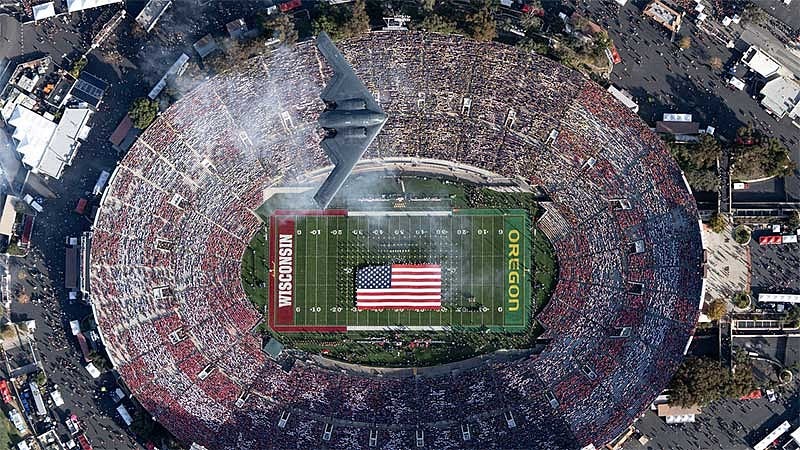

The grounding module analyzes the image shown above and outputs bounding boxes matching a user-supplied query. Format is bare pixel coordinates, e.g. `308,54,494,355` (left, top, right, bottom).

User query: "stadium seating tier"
89,31,703,449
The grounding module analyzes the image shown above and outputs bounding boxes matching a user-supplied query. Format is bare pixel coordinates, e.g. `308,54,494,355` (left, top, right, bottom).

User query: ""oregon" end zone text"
507,229,521,312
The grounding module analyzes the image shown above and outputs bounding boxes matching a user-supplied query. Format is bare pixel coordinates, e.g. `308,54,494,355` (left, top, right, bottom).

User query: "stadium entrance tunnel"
241,162,558,367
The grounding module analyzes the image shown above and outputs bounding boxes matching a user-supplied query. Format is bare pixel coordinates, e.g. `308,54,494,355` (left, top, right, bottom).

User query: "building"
656,403,701,424
655,112,700,140
193,34,220,59
148,53,190,99
41,108,92,178
742,46,782,79
226,18,249,40
135,0,173,33
655,120,700,135
71,72,108,109
758,293,800,303
644,0,682,33
0,57,74,119
759,76,800,120
755,421,791,450
66,0,122,13
606,85,639,113
7,105,56,174
7,106,92,179
32,2,56,21
0,196,17,240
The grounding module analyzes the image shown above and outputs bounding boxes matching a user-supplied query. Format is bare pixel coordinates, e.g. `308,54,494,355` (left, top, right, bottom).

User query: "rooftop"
742,46,782,79
760,76,800,119
66,0,122,13
135,0,173,33
644,0,682,33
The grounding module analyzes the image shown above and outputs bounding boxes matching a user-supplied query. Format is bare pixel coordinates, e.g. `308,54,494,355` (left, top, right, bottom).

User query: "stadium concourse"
88,32,704,449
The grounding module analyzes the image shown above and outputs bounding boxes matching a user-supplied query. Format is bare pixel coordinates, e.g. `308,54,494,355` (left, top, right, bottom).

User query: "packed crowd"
89,31,703,449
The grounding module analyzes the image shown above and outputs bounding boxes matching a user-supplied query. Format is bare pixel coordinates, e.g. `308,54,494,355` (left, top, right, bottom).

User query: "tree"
678,35,691,50
465,1,496,42
421,0,436,12
517,37,548,55
788,210,800,229
706,298,727,322
685,170,719,192
708,56,723,71
787,305,800,328
520,4,543,33
733,135,793,180
70,56,87,78
261,13,298,45
591,31,612,57
313,0,371,41
742,5,769,25
416,14,460,34
128,98,159,129
708,213,726,233
734,225,751,244
733,292,750,309
669,355,754,407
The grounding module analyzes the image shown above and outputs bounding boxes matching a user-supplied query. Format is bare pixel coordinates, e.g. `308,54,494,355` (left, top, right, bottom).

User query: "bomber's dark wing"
316,32,383,113
313,124,384,209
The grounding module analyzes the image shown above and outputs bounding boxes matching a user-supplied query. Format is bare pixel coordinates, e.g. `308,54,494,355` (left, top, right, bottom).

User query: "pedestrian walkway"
702,222,750,304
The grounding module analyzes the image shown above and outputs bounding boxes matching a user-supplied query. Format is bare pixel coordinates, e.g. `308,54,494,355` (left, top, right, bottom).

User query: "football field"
267,209,531,333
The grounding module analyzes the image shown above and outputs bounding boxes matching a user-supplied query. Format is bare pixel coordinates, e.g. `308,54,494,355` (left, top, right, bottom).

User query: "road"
1,2,278,447
576,1,800,202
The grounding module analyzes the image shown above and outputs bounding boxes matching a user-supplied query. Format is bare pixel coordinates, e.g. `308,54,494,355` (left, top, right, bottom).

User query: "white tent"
32,2,56,20
66,0,122,13
8,106,90,179
8,105,57,174
42,108,92,178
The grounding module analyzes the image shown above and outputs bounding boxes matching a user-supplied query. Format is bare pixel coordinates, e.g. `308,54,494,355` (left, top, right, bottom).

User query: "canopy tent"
67,0,121,13
8,105,57,175
32,2,56,20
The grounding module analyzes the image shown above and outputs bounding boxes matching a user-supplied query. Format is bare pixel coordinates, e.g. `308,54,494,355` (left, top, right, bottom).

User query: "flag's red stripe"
392,277,442,285
357,290,441,295
391,264,441,268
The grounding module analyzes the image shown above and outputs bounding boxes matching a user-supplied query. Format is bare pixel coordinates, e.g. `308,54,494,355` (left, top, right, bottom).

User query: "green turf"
275,209,530,332
244,176,559,366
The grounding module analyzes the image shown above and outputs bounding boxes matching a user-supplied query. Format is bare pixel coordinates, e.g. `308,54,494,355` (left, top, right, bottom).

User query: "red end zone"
268,210,347,333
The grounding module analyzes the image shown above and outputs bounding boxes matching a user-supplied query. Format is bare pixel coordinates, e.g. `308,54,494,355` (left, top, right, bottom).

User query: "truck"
22,194,43,213
75,198,88,215
92,171,110,196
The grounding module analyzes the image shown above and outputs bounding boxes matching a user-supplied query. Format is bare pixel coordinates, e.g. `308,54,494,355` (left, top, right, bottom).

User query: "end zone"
268,210,347,333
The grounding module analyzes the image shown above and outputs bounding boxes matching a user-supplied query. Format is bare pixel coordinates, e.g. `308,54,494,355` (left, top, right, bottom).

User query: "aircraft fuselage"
319,109,387,129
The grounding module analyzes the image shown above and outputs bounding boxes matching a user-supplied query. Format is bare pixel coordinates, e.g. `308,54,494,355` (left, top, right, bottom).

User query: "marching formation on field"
89,32,702,449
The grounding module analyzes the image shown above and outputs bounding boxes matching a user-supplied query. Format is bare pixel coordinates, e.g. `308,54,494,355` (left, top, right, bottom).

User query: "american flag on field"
355,264,442,310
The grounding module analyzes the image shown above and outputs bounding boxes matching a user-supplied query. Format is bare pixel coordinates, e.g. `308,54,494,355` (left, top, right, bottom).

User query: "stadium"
89,31,704,449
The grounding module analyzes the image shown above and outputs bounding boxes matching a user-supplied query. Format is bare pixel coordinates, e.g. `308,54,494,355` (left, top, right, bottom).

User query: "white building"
742,46,782,78
32,2,56,21
607,85,639,113
7,105,92,179
759,76,800,120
